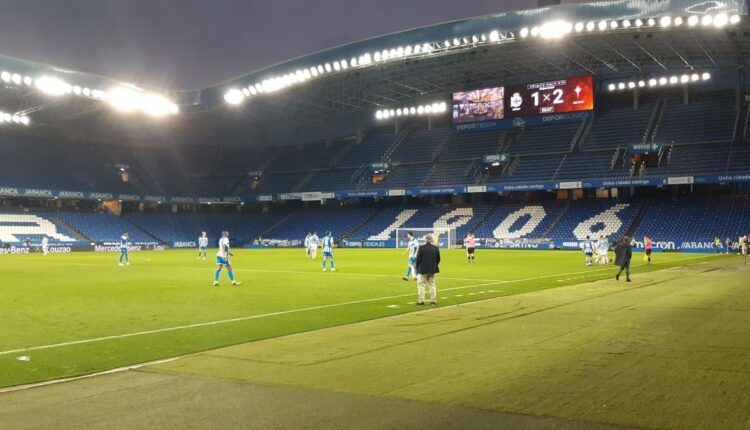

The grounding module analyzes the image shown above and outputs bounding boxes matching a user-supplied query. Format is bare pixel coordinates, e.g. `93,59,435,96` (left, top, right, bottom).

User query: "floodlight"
410,107,416,114
622,20,631,28
324,63,332,72
11,74,21,84
618,82,626,90
598,20,607,31
223,89,244,105
453,38,460,46
701,72,710,80
647,18,656,26
648,78,657,86
72,85,81,95
82,88,91,96
413,45,422,54
11,115,20,123
586,21,595,31
333,61,340,71
701,14,713,26
714,13,728,27
610,20,619,29
439,102,447,111
241,88,250,97
403,46,412,56
674,17,683,26
417,105,424,114
20,116,29,126
669,76,678,84
530,26,540,37
608,83,616,91
480,34,487,42
374,52,381,62
687,15,699,26
519,27,529,38
691,73,700,81
638,80,646,87
635,19,644,27
574,22,584,32
730,14,741,24
35,76,70,96
659,77,668,85
680,74,689,83
425,105,433,114
375,111,383,120
317,65,325,74
628,81,636,89
143,93,178,116
23,76,32,86
660,16,672,27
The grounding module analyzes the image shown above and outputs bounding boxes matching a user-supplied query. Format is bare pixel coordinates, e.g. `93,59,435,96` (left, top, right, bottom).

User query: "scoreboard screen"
452,87,505,124
505,75,594,117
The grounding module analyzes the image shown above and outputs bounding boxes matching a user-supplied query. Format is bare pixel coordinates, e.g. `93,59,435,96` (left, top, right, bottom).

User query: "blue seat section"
583,103,655,150
0,212,85,245
366,164,434,189
253,172,305,194
264,142,346,172
645,143,731,176
656,91,736,144
301,169,360,192
545,201,640,242
424,162,475,186
338,129,396,167
632,198,750,245
503,154,565,183
442,129,505,160
262,207,374,240
472,203,561,239
347,206,489,240
125,212,286,244
727,143,750,172
510,122,581,155
56,212,156,243
389,128,451,163
555,151,622,180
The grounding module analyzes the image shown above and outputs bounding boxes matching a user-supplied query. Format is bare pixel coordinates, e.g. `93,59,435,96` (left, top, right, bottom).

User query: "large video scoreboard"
453,75,594,125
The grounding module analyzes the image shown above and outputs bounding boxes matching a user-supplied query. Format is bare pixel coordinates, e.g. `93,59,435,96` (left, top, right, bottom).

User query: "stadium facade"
1,0,750,251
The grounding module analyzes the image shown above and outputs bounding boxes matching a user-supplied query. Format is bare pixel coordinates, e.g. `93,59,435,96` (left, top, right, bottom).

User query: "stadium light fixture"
660,16,672,27
11,74,21,85
34,76,71,96
519,27,529,38
0,111,30,126
530,26,540,37
701,14,713,26
702,72,711,80
609,20,619,29
687,15,699,26
730,14,741,24
611,71,713,92
635,19,644,28
597,20,607,31
0,71,9,82
608,83,616,92
638,80,646,87
622,19,631,28
586,21,595,31
674,17,683,26
647,18,656,27
376,101,446,120
574,22,584,32
714,13,728,27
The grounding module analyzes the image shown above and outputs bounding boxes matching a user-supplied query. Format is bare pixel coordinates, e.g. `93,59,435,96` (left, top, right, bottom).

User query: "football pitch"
2,248,749,428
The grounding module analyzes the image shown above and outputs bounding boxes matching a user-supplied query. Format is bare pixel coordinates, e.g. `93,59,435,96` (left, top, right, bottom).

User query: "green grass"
0,248,716,389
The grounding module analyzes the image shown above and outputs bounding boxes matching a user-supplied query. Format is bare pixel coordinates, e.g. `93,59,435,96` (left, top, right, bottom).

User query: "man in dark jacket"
614,236,633,282
415,234,441,305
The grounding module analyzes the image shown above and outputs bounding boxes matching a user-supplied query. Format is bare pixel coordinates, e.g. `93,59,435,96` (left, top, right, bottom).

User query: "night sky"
0,0,585,90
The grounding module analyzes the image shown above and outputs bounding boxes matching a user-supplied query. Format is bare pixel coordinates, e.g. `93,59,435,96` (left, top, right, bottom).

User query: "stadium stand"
655,91,737,144
582,101,657,150
261,207,375,240
545,201,641,242
56,212,156,244
508,121,581,154
0,212,82,245
125,212,286,244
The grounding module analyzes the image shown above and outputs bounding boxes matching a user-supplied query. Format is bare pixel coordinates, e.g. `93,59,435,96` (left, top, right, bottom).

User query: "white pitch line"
0,255,712,358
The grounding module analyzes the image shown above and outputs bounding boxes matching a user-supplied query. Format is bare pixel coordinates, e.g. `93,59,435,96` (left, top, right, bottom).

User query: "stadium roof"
0,0,748,143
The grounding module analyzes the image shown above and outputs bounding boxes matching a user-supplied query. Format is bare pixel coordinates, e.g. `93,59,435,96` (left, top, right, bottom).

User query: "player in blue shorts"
401,231,418,281
582,235,594,266
321,230,336,271
118,232,130,266
213,231,240,286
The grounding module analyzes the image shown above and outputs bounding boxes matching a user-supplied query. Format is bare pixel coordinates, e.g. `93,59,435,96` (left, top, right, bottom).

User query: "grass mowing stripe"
0,255,710,357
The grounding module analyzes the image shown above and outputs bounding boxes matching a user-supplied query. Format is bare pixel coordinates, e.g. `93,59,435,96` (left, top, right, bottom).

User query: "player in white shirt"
213,231,240,286
321,231,336,271
401,231,418,281
596,235,609,265
309,232,319,259
197,231,209,260
118,232,130,266
41,236,49,255
304,233,312,257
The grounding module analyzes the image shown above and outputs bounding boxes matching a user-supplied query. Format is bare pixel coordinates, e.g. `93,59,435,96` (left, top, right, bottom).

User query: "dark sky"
0,0,582,90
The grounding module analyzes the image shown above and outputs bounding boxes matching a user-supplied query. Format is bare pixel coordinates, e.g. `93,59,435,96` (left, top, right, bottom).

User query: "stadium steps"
624,201,649,239
341,208,382,240
646,98,665,143
292,171,317,192
257,210,299,239
570,115,592,152
50,215,91,242
420,163,439,186
539,203,570,239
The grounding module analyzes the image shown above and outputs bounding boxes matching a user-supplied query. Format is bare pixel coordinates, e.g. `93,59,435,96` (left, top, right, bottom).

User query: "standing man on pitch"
197,231,208,260
643,235,653,264
415,234,440,305
41,235,49,256
614,236,633,282
402,231,418,281
582,235,594,266
321,231,336,271
309,232,319,259
213,231,240,286
118,232,130,266
465,233,476,264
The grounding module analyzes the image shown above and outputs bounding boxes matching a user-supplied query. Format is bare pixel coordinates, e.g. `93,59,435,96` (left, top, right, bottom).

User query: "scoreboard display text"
452,75,594,124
